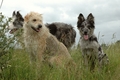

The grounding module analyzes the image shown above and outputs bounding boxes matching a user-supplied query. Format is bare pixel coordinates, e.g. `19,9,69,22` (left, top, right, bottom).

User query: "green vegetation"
0,12,15,79
0,13,120,80
0,44,120,80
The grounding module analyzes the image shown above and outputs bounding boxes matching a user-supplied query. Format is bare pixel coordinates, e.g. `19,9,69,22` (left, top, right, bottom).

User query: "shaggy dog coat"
23,12,74,68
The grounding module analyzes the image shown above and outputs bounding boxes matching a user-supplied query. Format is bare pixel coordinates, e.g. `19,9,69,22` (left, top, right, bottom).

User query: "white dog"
23,11,75,68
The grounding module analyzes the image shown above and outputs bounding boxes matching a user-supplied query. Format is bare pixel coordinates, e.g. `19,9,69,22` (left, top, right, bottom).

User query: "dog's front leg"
29,52,36,64
82,50,89,68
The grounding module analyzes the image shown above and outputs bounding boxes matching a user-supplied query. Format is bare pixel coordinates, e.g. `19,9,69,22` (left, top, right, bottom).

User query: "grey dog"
77,13,109,71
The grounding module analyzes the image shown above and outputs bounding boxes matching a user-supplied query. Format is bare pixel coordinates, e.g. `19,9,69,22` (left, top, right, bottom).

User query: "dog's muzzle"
9,28,18,34
31,24,42,32
83,31,89,40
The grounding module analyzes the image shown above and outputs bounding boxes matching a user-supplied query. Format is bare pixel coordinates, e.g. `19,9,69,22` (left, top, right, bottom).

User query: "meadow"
0,42,120,80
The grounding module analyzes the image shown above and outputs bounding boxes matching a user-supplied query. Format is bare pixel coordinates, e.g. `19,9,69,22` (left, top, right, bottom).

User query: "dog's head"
77,13,95,40
8,11,24,34
24,12,44,33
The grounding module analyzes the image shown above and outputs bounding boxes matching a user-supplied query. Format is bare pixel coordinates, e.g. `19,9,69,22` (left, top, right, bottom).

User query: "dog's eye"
80,25,84,28
33,19,36,22
79,25,84,30
13,22,16,25
88,26,91,29
81,25,84,28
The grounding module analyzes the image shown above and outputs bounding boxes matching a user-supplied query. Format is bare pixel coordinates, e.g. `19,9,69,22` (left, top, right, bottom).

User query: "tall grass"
0,43,120,80
0,13,120,80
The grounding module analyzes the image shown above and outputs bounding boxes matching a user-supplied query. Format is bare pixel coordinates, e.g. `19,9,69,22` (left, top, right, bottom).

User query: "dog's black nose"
84,31,87,35
38,24,42,28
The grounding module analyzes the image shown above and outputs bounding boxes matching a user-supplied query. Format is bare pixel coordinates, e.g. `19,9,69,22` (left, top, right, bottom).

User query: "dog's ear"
77,13,85,28
12,11,16,17
24,14,29,22
87,13,94,24
78,13,85,22
17,11,24,21
46,23,57,35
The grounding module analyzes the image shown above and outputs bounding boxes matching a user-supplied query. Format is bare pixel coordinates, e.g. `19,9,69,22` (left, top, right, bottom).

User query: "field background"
0,43,120,80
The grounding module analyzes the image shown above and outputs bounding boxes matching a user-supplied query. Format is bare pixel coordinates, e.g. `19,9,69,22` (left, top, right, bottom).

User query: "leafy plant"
0,12,15,79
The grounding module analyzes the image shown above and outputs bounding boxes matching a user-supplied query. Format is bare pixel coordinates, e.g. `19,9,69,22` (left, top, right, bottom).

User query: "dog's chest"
79,39,99,57
25,35,46,52
79,39,99,50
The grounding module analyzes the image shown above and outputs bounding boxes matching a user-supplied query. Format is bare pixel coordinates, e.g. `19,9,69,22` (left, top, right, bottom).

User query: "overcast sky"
1,0,120,44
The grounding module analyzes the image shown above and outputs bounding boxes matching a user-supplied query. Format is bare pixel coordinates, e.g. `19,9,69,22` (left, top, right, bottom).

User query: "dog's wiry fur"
46,22,76,48
77,13,109,71
9,11,76,49
23,12,75,68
